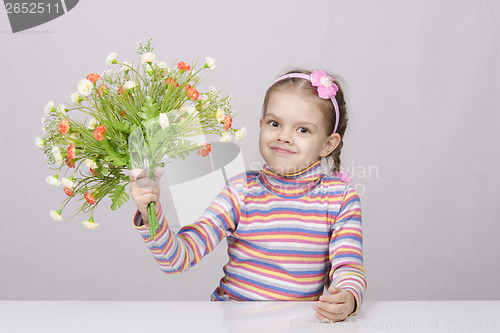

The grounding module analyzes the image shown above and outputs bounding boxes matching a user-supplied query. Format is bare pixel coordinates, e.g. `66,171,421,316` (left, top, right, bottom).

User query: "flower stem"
146,162,158,237
147,201,157,238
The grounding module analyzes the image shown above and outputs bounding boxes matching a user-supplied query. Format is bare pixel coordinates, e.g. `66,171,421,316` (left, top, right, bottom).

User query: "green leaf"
101,139,128,166
166,139,199,160
141,96,160,118
113,120,132,134
110,184,130,210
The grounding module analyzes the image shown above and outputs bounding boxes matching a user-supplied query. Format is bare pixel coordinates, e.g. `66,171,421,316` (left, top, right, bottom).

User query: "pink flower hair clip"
272,70,340,133
310,70,339,99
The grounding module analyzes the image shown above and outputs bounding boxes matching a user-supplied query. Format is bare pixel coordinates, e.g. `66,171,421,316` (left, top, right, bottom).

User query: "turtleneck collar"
259,160,323,198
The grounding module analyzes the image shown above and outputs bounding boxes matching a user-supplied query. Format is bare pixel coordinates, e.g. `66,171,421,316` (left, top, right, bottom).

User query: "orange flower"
86,73,101,84
97,84,108,96
177,61,191,72
90,168,96,176
63,187,75,197
93,125,106,141
84,191,96,205
197,143,211,157
67,145,76,160
184,84,199,100
117,85,124,95
165,78,179,87
223,115,233,130
66,157,75,168
59,119,70,134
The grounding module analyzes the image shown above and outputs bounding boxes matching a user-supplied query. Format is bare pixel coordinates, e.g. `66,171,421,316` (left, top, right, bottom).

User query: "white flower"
157,61,170,75
71,92,81,105
205,57,217,70
145,64,153,73
61,177,76,189
236,127,247,141
82,220,99,229
121,61,132,72
84,158,98,170
216,108,225,122
105,52,117,66
159,113,170,130
35,136,44,150
220,132,231,143
77,79,93,97
44,101,54,115
141,52,156,64
49,210,63,222
52,147,64,166
87,118,97,130
124,80,136,90
46,175,61,187
54,155,64,166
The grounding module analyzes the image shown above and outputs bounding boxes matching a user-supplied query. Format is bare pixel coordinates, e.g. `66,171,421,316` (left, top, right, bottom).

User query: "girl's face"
259,91,340,175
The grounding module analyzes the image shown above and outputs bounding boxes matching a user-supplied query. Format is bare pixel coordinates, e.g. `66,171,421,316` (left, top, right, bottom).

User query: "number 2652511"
5,2,61,14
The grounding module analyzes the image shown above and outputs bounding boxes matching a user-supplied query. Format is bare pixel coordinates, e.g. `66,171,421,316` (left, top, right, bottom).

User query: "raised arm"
130,169,240,274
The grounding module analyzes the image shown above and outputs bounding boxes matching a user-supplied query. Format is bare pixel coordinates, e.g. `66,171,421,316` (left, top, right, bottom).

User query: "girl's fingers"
130,168,163,182
328,286,343,294
324,287,350,303
129,168,162,215
314,301,344,314
138,194,159,212
139,192,158,203
153,168,164,181
130,169,147,182
314,308,345,323
134,179,159,191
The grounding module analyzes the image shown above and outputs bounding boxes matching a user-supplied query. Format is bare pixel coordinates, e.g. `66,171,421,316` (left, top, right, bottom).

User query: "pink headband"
272,71,340,133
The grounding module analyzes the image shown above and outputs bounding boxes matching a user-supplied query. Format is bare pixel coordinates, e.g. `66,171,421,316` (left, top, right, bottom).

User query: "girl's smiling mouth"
271,146,297,154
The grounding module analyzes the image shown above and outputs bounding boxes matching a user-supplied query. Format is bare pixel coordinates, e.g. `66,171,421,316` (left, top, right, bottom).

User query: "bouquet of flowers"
37,39,245,236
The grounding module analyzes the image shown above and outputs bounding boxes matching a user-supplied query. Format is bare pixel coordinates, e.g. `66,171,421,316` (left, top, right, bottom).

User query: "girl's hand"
313,286,355,322
129,168,163,224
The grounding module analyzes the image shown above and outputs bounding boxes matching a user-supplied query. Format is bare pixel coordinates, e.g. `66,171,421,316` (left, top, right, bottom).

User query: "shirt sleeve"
133,181,240,274
329,183,366,315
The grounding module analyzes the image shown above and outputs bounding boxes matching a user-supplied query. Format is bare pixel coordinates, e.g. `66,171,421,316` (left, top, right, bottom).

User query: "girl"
130,69,366,322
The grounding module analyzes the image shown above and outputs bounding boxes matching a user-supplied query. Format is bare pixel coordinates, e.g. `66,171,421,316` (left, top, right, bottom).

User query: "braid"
327,85,348,174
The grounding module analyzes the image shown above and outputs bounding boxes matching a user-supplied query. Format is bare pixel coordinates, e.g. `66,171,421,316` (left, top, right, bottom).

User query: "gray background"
1,0,499,301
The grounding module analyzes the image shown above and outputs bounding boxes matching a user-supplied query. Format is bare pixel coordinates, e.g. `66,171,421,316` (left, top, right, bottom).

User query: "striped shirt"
134,160,366,313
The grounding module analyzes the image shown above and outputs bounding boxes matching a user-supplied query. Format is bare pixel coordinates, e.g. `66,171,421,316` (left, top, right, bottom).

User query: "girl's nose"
277,128,293,144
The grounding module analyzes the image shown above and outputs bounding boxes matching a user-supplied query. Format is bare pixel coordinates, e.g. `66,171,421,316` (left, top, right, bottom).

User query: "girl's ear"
319,133,341,157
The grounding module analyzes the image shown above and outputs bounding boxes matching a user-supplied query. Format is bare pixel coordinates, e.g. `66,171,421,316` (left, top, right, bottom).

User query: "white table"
0,301,498,332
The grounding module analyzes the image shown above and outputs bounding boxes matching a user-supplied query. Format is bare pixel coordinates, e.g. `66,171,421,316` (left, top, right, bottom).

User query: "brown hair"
262,69,348,173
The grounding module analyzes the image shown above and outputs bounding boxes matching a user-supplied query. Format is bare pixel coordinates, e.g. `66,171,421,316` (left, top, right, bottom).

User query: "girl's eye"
268,120,279,127
298,127,310,134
